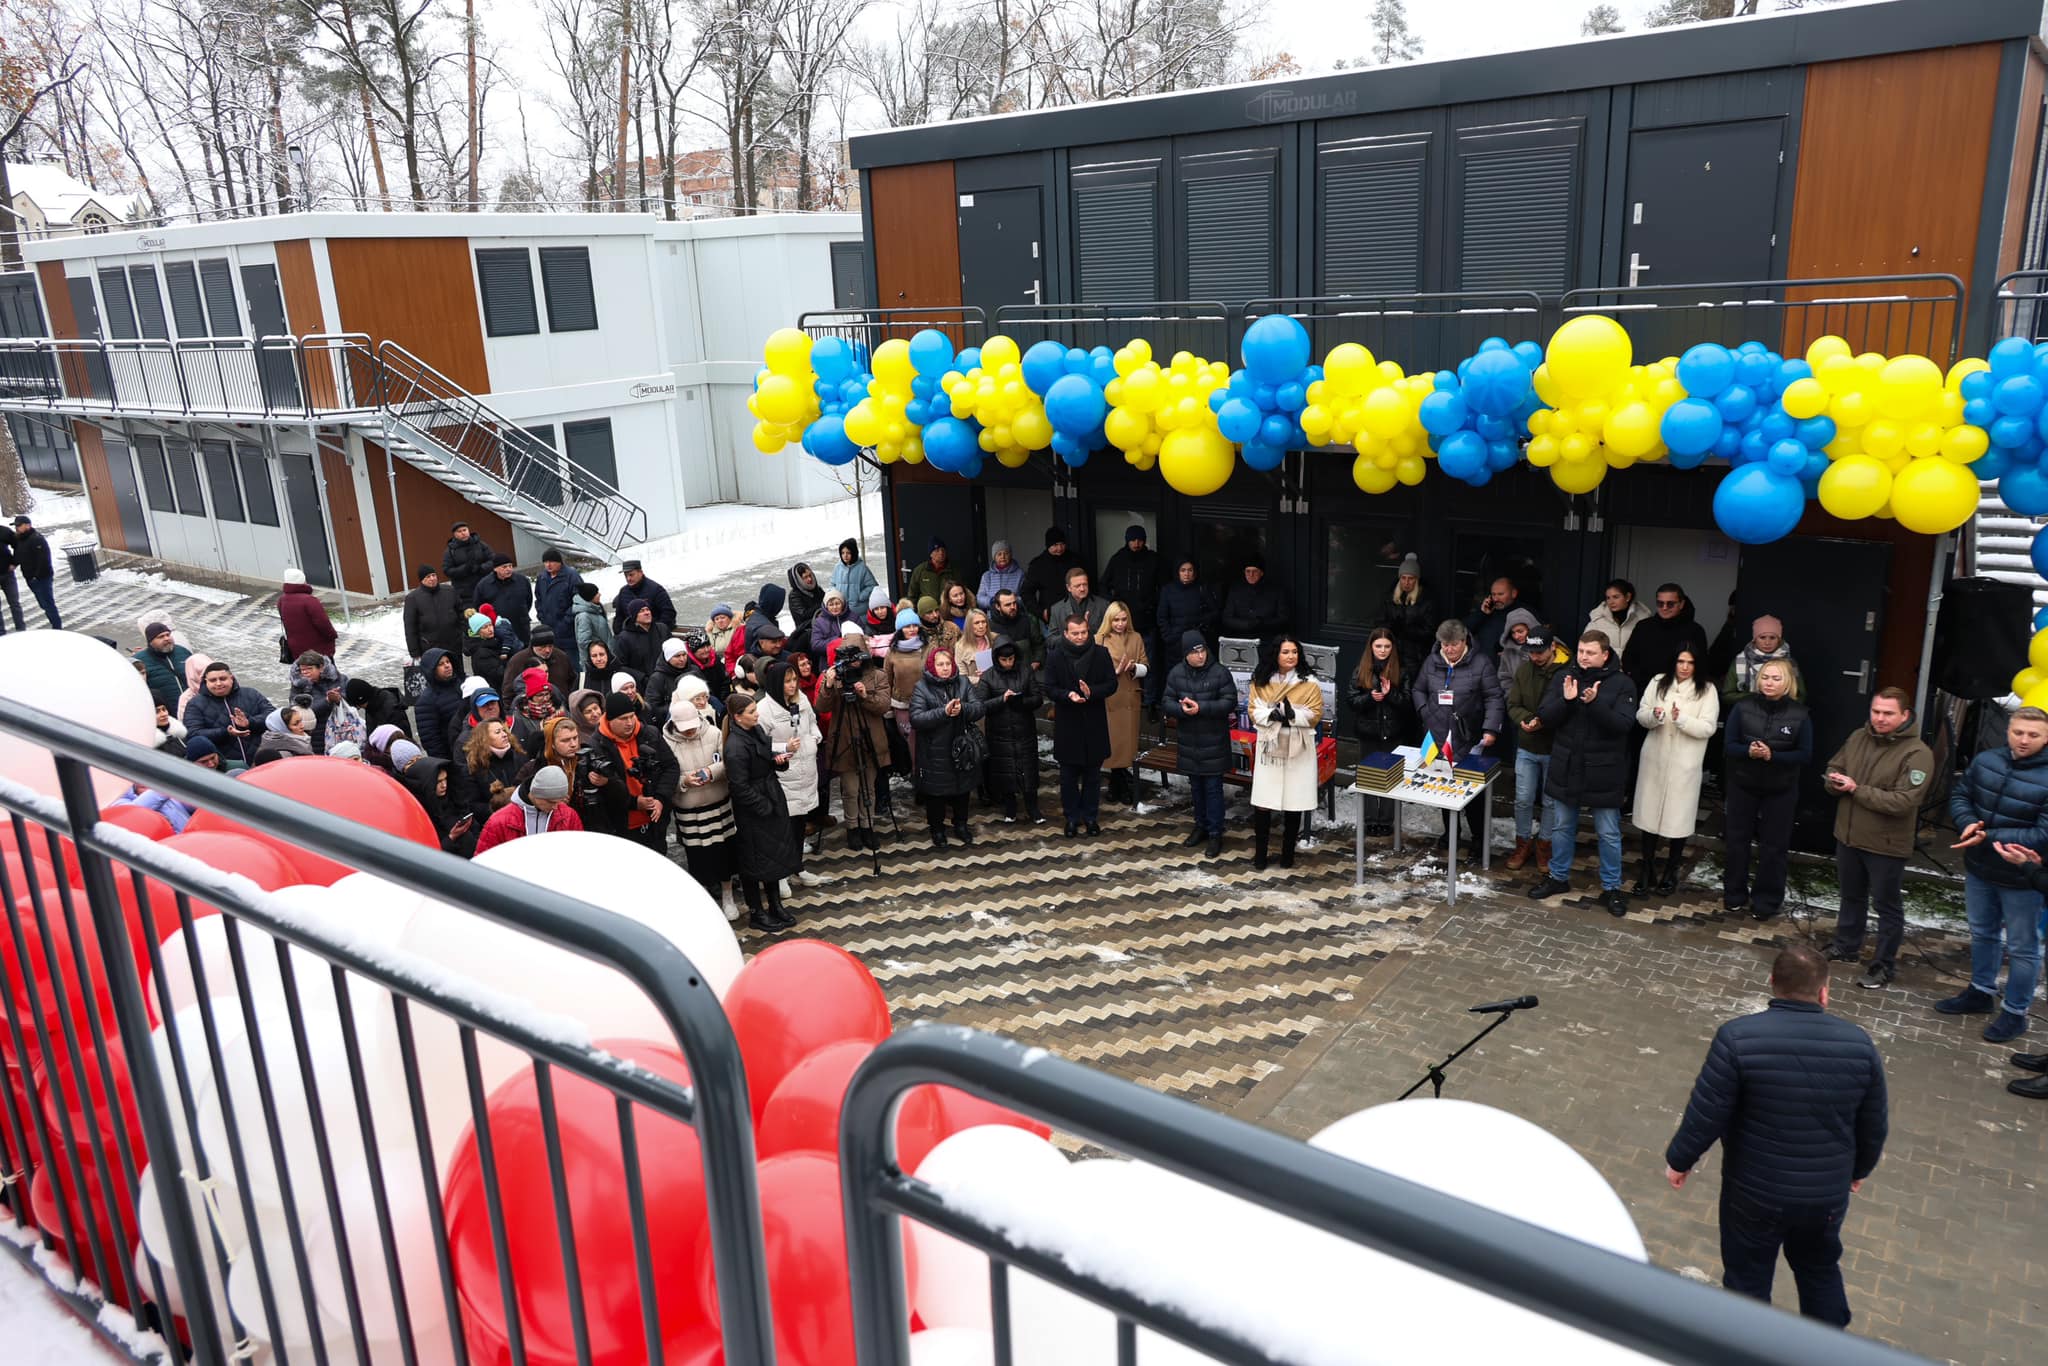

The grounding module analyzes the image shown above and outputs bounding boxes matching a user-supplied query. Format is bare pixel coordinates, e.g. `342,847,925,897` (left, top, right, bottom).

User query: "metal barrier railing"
0,698,774,1365
1243,291,1551,370
992,301,1233,365
1560,274,1968,365
795,305,988,358
1993,269,2048,344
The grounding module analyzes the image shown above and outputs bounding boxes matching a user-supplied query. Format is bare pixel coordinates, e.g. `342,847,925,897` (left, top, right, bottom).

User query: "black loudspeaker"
1934,577,2035,699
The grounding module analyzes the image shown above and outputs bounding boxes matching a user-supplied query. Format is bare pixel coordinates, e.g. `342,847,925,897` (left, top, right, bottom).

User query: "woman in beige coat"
1097,601,1149,805
1631,645,1720,896
1249,634,1323,870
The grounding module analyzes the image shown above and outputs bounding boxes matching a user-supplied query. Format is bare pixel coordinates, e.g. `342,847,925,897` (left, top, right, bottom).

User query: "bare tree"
0,0,86,267
692,0,796,213
775,0,869,210
1367,0,1421,65
1643,0,1757,24
299,0,456,206
542,0,622,207
639,0,713,218
1582,5,1623,34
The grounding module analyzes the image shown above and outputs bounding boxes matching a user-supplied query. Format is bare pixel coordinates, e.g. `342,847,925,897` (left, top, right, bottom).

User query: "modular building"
0,210,863,596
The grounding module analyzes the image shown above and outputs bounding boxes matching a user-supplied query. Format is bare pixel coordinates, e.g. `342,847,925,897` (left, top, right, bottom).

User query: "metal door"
65,276,112,398
279,450,337,588
958,188,1043,317
100,438,153,554
1733,536,1891,849
240,263,302,410
891,482,977,594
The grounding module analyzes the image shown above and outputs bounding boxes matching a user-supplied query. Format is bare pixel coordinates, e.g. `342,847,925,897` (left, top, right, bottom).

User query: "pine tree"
1582,5,1624,35
1368,0,1422,66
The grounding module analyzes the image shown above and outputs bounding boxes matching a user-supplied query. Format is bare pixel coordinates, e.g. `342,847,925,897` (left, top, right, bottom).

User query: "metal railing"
0,698,774,1365
1243,291,1551,371
1992,269,2048,344
1560,275,1968,366
795,305,988,359
993,301,1233,365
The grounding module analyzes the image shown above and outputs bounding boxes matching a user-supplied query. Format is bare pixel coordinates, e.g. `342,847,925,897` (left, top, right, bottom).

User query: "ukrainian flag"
1419,731,1441,767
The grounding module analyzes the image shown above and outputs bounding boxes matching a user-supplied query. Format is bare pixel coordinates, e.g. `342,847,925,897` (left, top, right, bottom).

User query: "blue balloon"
1208,388,1229,414
1961,370,1994,402
1766,439,1808,477
1512,341,1545,371
911,376,935,400
1993,415,2036,450
1667,445,1710,472
1759,411,1797,444
1486,440,1519,472
958,452,985,479
1474,414,1515,443
954,346,982,374
1714,465,1806,545
814,378,835,398
1217,397,1264,444
1714,384,1758,423
922,416,978,471
1276,382,1307,414
1974,449,2012,481
1738,429,1770,465
2035,406,2048,445
1989,335,2035,380
839,378,867,406
1045,373,1107,436
1462,467,1493,489
908,328,955,379
1966,397,1999,430
1021,340,1067,396
1713,426,1744,460
1241,440,1286,472
1677,344,1737,398
1736,340,1767,356
2002,464,2048,516
811,336,854,383
1091,352,1117,388
1064,347,1091,375
1418,390,1469,437
1775,359,1813,388
1795,415,1837,450
806,414,859,466
1253,385,1277,411
1240,314,1312,385
2034,525,2048,579
1258,413,1294,449
1735,350,1777,392
1439,430,1488,481
1465,347,1532,418
1434,369,1459,390
905,399,930,426
1050,433,1091,468
1477,336,1509,352
1996,374,2045,417
1661,399,1723,457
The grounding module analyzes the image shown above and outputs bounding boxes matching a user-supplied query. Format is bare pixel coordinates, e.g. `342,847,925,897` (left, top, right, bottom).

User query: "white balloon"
227,1208,323,1351
0,629,158,803
153,882,410,1024
911,1325,997,1366
909,1126,1072,1332
304,1151,459,1366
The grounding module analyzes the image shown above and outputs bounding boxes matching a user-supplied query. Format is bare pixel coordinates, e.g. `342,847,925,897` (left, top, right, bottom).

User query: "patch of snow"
96,568,246,607
0,1246,131,1366
1091,946,1133,962
95,1303,170,1362
593,493,882,606
0,774,69,827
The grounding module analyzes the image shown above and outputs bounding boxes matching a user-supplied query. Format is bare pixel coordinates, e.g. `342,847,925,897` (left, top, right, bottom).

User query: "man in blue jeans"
1665,944,1888,1327
1503,626,1566,870
1528,630,1638,916
1937,705,2048,1044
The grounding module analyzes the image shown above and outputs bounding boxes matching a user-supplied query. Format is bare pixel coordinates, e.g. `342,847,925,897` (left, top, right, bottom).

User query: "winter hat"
530,627,556,646
1182,630,1208,656
328,741,363,761
542,547,564,566
416,564,436,582
529,765,570,800
521,666,549,699
282,568,307,586
923,646,956,678
611,672,637,694
621,559,643,573
467,612,489,636
1397,553,1421,577
916,596,939,617
491,552,514,568
461,675,490,698
895,607,920,630
840,621,865,638
183,735,219,762
577,583,600,602
661,638,687,662
991,539,1010,558
479,604,499,621
929,535,947,553
390,739,424,770
670,699,701,730
1125,523,1147,542
621,598,649,622
823,588,846,611
678,675,711,703
839,537,860,558
604,690,638,719
1045,526,1068,548
758,583,787,616
368,724,402,751
343,678,374,706
712,603,736,621
144,621,171,643
867,588,890,613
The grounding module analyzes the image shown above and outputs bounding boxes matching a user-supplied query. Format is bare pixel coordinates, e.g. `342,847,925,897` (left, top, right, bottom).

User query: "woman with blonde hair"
456,719,525,821
956,609,997,684
1097,600,1148,806
1719,657,1810,919
1249,634,1323,870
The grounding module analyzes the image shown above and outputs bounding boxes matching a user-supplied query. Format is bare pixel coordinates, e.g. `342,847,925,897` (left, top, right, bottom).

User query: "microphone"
1468,995,1538,1014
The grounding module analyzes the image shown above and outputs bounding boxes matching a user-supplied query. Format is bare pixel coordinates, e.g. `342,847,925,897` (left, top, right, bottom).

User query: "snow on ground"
0,1243,135,1366
16,490,94,540
96,568,248,607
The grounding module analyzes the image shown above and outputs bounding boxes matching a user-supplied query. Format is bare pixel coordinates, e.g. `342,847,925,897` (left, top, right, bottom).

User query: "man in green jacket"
133,622,193,712
905,536,964,613
1824,686,1935,989
1504,627,1568,870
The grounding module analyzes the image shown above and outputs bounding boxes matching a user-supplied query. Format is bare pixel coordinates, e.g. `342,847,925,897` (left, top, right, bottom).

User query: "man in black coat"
1220,553,1289,642
1043,613,1119,834
1378,553,1438,679
441,522,495,604
1100,523,1162,636
586,691,680,850
1022,526,1087,622
1153,558,1219,705
1665,944,1887,1328
613,560,677,636
11,513,57,628
1529,630,1639,915
1462,575,1521,661
1621,582,1712,694
988,590,1045,669
473,554,534,644
412,648,466,761
0,517,25,632
1163,631,1238,857
402,566,466,672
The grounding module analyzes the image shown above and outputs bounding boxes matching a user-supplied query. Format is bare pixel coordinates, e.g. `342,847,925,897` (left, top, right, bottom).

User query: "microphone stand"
1398,1000,1536,1100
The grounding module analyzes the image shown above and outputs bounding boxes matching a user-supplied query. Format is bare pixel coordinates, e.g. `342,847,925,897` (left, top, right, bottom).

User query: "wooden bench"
1135,728,1341,820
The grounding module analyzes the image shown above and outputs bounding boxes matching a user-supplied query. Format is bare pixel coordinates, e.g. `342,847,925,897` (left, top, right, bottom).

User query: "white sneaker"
779,878,793,899
720,891,742,923
796,870,828,887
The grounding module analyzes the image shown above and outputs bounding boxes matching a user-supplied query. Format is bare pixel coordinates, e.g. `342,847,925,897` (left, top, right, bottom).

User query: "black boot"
1280,812,1300,868
1657,844,1685,896
761,884,796,931
1123,768,1141,807
953,820,974,846
930,822,948,850
1631,837,1656,896
1253,812,1271,871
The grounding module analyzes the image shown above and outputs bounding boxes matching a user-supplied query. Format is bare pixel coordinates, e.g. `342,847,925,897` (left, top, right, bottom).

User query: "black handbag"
401,663,427,702
277,632,293,665
950,720,988,772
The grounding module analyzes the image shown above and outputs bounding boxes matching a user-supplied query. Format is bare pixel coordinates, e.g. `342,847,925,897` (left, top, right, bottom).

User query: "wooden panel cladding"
363,437,515,595
276,240,341,407
871,162,962,321
1999,48,2048,277
35,262,77,338
318,441,373,595
1784,44,2002,359
326,237,490,391
70,422,128,553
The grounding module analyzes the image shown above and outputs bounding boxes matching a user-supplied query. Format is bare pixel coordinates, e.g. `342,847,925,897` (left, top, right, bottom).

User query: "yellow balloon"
1861,419,1903,458
1817,454,1892,520
752,421,787,453
1937,391,1966,427
1829,391,1875,429
1352,454,1397,494
1878,355,1943,422
1890,456,1980,535
2016,666,2048,697
1550,457,1608,494
755,373,807,425
2032,629,2048,677
1577,400,1610,433
843,402,882,446
1947,357,1991,392
872,338,915,389
1531,364,1563,408
1903,422,1944,460
997,447,1031,469
1781,378,1828,421
1104,406,1150,451
1546,315,1632,402
1806,334,1852,369
1011,408,1053,451
1526,433,1560,467
1395,455,1426,485
1816,354,1860,396
979,335,1021,372
2025,680,2048,713
1301,404,1334,441
1362,387,1408,440
1121,367,1164,413
1324,343,1375,390
1159,426,1235,497
1603,401,1660,459
1560,432,1595,464
1942,423,1989,464
762,327,813,377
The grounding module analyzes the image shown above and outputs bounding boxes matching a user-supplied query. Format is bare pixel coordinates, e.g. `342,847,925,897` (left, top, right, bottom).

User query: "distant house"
6,162,135,240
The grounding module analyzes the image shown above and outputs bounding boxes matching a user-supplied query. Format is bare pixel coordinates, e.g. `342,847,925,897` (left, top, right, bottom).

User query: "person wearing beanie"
473,553,534,644
645,636,691,715
364,723,405,771
661,696,742,918
1101,523,1162,654
884,607,931,777
726,582,789,674
786,561,824,642
327,740,364,762
614,560,677,636
533,547,584,647
759,657,827,876
571,579,614,662
1023,526,1087,621
413,648,465,761
977,540,1023,610
1378,553,1439,679
679,630,731,707
152,699,188,757
905,535,964,614
586,687,678,848
723,690,802,932
183,734,222,769
134,621,193,711
614,597,662,680
465,610,515,693
975,635,1044,825
396,746,478,856
461,673,490,699
831,537,879,613
474,760,584,853
863,587,895,641
1221,552,1291,644
441,521,496,604
1165,630,1238,856
706,603,740,657
277,566,337,662
519,666,552,708
809,587,854,663
914,595,957,653
403,564,466,675
504,626,577,704
340,675,411,742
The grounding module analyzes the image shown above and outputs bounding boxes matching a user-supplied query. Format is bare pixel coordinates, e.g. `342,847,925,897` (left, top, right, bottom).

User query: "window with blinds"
564,418,618,488
1455,135,1578,295
1073,178,1160,303
237,445,280,526
539,247,598,332
164,263,208,337
1319,155,1427,296
97,268,139,339
198,259,241,336
1183,172,1275,305
200,439,246,523
165,437,208,516
129,266,169,338
134,436,176,513
476,248,540,336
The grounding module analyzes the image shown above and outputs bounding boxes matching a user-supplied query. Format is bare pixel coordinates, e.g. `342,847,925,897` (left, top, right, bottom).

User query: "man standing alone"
1936,705,2048,1044
1824,687,1934,989
1044,612,1118,835
1664,944,1888,1328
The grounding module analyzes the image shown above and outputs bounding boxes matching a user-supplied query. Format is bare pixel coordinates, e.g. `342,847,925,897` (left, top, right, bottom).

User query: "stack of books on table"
1356,752,1405,791
1452,754,1501,784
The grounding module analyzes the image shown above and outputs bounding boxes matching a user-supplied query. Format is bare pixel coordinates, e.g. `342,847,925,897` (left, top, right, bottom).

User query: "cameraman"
818,638,893,851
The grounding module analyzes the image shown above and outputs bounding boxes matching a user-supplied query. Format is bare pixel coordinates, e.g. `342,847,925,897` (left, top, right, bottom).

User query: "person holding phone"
661,697,742,920
1822,687,1934,989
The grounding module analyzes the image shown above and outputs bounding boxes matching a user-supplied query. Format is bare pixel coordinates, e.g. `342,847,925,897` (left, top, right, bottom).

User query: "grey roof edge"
850,0,2043,170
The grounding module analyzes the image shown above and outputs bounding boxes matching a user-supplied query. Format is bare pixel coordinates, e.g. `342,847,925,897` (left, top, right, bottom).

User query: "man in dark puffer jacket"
1936,704,2048,1044
1528,630,1638,916
1664,944,1887,1328
1163,631,1239,858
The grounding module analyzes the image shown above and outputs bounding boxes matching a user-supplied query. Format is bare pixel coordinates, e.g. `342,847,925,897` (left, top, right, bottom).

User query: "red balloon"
757,1041,945,1170
924,1085,1054,1144
187,756,437,885
445,1039,711,1366
700,1152,915,1366
30,1037,143,1307
723,941,891,1123
98,804,175,843
0,882,118,1070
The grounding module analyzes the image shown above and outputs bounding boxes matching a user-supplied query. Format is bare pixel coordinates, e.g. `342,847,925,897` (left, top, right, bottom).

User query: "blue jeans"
1965,874,2043,1016
1548,801,1622,888
25,575,58,630
1188,774,1225,836
1514,749,1552,841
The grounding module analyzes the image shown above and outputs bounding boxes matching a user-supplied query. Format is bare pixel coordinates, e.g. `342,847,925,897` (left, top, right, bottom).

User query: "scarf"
895,634,924,652
1734,641,1791,690
489,741,512,757
600,718,649,828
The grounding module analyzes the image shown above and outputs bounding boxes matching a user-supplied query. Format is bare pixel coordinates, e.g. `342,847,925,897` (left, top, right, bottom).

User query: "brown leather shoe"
1534,839,1551,869
1505,838,1534,870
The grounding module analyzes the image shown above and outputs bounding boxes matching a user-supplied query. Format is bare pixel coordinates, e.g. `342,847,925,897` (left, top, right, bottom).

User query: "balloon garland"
758,319,2026,548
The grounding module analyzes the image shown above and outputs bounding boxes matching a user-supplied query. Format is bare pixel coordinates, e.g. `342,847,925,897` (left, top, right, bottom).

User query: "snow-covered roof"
6,161,133,225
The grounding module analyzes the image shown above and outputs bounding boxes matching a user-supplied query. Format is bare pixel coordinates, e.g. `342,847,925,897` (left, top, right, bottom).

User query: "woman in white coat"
1248,634,1324,871
758,659,825,879
1631,645,1719,896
